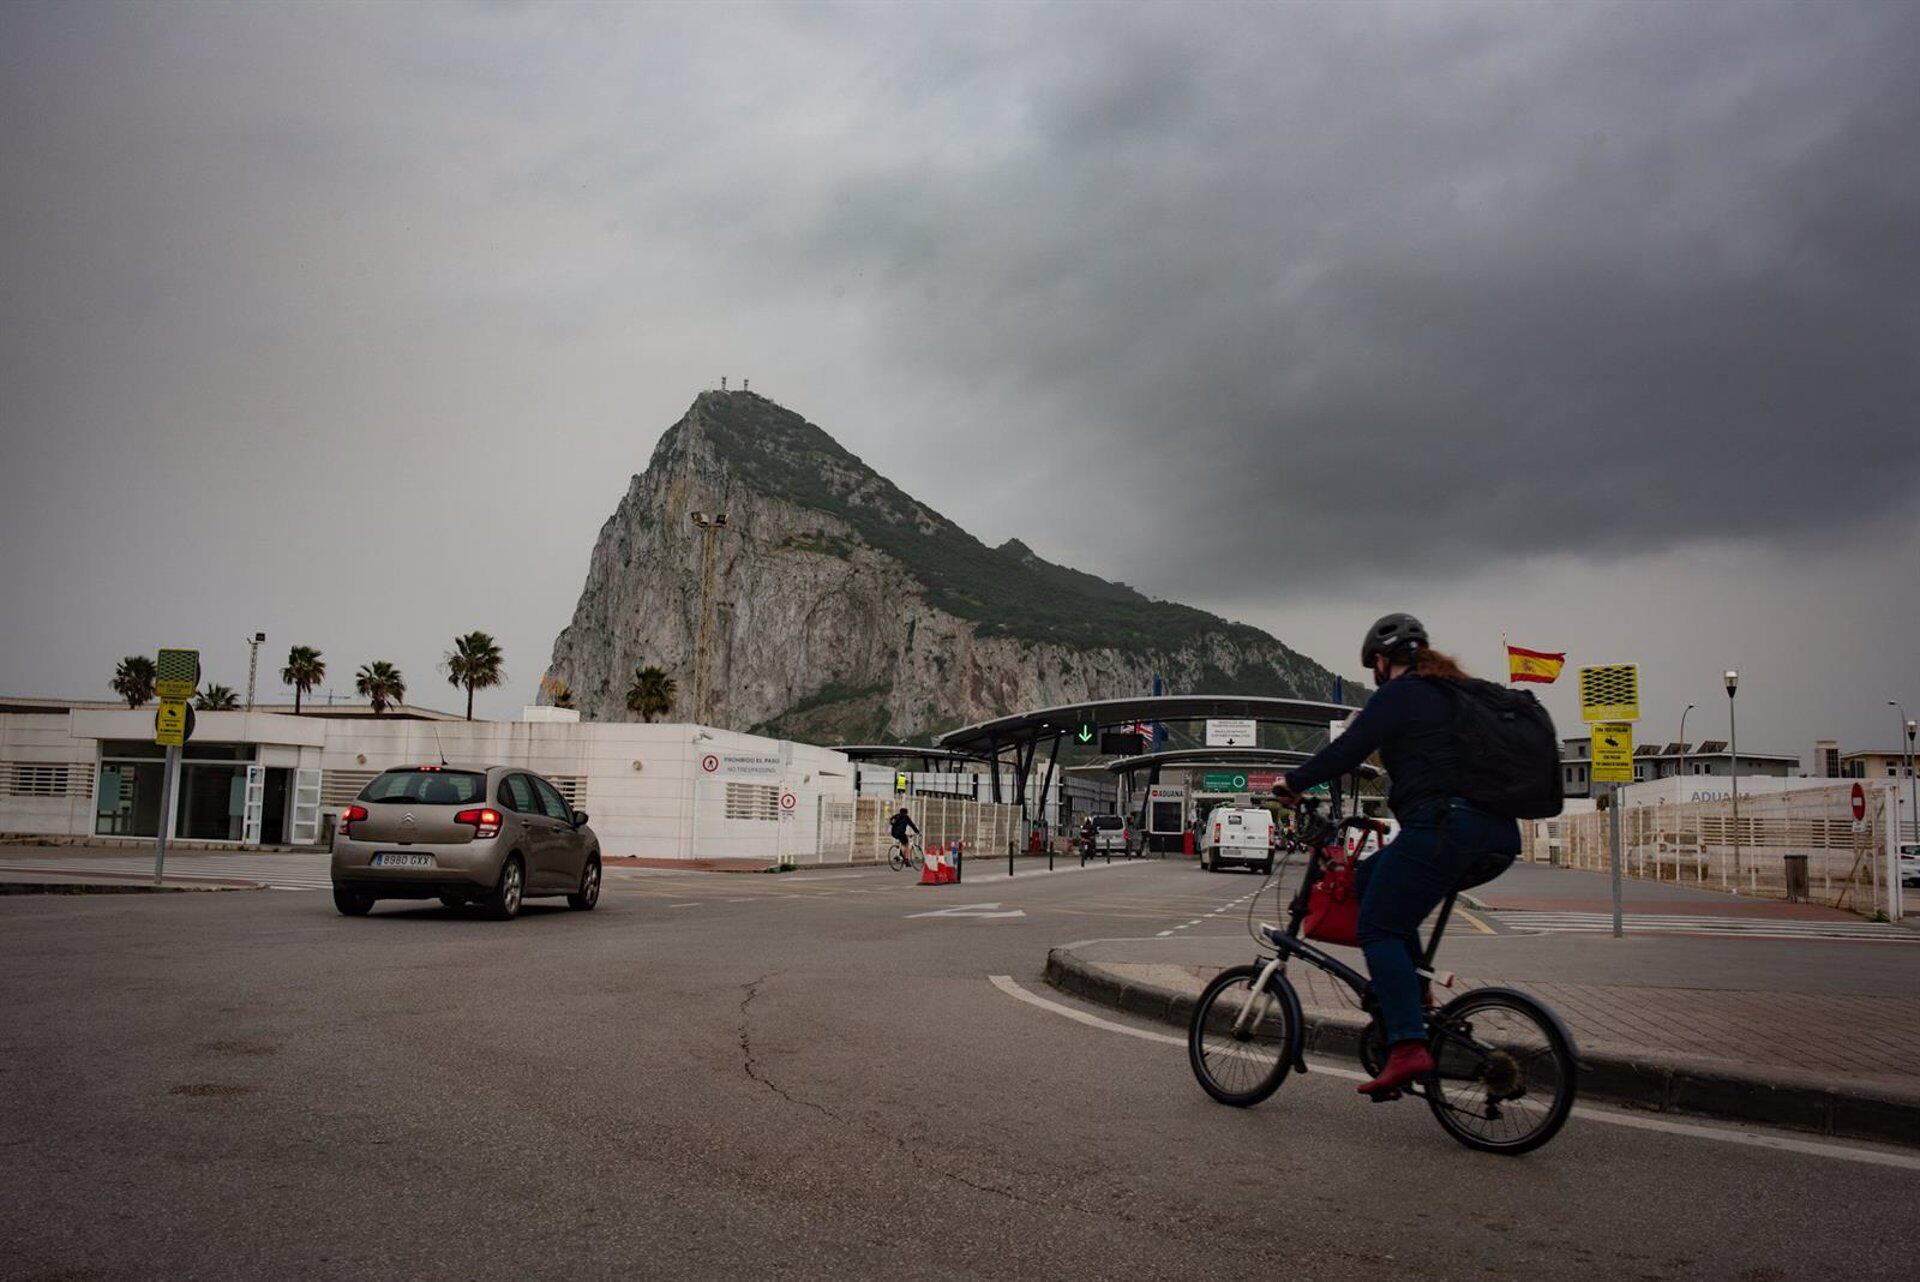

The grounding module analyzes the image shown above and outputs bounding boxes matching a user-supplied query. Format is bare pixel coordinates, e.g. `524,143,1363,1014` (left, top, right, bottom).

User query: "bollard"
954,840,964,884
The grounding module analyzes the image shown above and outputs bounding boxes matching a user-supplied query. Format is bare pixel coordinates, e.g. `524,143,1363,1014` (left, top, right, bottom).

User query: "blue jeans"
1355,799,1519,1045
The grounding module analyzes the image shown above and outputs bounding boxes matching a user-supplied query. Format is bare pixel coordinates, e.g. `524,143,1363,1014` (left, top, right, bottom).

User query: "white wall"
0,710,858,861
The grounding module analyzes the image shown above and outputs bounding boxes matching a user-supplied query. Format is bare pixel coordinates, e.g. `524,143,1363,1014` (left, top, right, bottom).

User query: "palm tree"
355,661,406,714
111,656,156,708
625,665,676,722
194,684,240,711
444,630,505,721
281,645,326,715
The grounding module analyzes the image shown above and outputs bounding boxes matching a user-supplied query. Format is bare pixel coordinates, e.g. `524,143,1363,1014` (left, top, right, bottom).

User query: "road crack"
735,973,1034,1207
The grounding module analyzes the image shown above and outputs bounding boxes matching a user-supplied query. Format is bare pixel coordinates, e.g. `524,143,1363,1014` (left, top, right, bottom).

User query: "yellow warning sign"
1578,663,1640,723
155,700,189,747
155,648,201,703
1590,721,1634,783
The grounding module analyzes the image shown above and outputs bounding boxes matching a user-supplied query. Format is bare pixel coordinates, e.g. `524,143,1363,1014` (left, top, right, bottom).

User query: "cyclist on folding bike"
1272,614,1519,1099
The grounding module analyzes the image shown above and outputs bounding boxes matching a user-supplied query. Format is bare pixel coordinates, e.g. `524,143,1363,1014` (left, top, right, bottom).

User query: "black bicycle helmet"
1360,612,1428,667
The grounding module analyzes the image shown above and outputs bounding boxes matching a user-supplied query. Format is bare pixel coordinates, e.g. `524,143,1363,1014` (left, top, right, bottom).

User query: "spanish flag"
1506,644,1566,685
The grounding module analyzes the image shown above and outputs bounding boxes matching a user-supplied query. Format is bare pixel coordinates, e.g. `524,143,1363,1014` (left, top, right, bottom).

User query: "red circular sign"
779,792,797,811
700,753,720,774
1851,781,1867,822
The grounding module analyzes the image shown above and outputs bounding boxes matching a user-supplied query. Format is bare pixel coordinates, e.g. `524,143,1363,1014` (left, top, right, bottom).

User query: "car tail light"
455,807,502,839
341,804,368,836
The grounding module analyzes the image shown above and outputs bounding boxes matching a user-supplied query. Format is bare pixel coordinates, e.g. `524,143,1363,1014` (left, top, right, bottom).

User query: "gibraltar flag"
1506,644,1566,685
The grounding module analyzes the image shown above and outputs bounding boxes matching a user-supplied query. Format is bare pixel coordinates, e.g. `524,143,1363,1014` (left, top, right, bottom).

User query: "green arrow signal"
1076,724,1094,744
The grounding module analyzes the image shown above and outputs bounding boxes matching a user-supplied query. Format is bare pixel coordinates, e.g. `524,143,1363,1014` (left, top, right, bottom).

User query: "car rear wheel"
483,856,524,921
568,858,601,911
333,887,373,916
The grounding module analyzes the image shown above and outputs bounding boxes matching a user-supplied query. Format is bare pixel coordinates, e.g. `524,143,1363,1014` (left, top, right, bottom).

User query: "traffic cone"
919,846,940,885
939,840,959,884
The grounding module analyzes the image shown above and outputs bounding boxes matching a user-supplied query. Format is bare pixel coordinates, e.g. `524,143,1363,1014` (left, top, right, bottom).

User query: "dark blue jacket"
890,811,919,841
1284,673,1460,820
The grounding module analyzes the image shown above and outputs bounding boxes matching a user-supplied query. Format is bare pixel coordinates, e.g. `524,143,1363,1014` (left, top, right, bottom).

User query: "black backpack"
1433,678,1564,819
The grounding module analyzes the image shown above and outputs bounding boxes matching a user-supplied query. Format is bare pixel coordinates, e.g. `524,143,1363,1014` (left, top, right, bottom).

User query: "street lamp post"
1724,671,1741,877
1893,702,1917,849
1678,703,1696,788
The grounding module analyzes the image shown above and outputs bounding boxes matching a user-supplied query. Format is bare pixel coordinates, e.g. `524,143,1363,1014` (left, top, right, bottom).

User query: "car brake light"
455,807,502,839
341,804,368,836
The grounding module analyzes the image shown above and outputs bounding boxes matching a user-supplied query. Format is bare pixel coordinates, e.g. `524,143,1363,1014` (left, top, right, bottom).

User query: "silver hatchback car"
330,764,601,919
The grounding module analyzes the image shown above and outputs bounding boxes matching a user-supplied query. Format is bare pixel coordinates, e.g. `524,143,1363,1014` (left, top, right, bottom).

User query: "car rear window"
359,769,487,806
1094,816,1124,830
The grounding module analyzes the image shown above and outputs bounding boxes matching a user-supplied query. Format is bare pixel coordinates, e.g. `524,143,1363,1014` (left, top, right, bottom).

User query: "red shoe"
1358,1041,1435,1099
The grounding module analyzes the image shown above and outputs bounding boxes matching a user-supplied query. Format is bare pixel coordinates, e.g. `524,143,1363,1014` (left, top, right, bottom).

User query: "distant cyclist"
1272,614,1520,1099
889,805,921,861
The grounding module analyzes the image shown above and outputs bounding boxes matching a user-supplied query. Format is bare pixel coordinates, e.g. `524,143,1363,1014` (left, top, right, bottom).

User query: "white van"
1201,806,1276,874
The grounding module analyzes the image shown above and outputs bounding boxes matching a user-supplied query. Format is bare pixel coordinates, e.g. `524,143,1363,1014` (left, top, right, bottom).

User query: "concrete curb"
1044,945,1920,1147
0,881,251,895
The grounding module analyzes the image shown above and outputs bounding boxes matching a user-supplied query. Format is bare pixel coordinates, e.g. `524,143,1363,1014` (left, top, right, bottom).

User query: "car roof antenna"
430,722,449,767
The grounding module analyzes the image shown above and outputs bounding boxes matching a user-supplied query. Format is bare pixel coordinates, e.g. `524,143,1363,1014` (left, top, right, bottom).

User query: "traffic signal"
1074,722,1096,745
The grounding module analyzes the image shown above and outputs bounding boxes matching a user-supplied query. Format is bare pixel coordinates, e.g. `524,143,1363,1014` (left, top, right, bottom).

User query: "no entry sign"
1851,781,1867,822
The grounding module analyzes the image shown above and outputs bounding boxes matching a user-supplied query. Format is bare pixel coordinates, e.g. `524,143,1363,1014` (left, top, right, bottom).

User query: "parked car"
1201,806,1276,875
330,765,600,919
1900,843,1920,889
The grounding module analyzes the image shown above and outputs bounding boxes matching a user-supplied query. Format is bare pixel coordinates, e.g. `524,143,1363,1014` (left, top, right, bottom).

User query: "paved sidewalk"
1047,862,1920,1144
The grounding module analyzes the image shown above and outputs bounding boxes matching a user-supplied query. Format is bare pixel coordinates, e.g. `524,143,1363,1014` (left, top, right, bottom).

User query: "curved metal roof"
933,694,1359,755
831,744,987,765
1102,746,1379,780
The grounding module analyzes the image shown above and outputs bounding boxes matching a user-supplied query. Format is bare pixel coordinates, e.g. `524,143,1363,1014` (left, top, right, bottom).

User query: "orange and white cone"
918,847,940,885
938,841,958,884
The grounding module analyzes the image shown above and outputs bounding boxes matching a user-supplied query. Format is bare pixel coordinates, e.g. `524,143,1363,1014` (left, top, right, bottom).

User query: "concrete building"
1558,737,1799,800
0,698,858,863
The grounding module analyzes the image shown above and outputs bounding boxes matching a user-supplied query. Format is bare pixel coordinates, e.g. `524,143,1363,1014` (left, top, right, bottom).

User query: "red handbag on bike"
1302,847,1361,946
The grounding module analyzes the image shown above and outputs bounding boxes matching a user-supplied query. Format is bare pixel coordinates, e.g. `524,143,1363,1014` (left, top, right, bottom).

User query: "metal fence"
1522,783,1902,915
815,795,1025,866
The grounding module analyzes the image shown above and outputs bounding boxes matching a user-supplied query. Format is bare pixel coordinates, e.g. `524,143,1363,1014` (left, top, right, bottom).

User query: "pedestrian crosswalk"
1491,910,1920,944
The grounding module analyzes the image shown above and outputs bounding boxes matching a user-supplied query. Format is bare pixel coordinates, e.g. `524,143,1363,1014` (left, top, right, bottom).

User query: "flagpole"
1502,632,1511,687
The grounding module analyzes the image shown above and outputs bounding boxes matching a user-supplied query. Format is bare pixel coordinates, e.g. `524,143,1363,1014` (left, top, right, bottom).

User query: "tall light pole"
1678,703,1696,787
1724,670,1741,876
246,631,266,711
1893,702,1917,847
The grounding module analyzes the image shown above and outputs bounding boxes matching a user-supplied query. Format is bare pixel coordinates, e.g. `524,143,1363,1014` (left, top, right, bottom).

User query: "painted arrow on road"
906,902,1027,919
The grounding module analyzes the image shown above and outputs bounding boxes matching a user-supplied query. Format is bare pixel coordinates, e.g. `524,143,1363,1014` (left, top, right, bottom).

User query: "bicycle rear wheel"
1187,964,1299,1107
1425,988,1578,1155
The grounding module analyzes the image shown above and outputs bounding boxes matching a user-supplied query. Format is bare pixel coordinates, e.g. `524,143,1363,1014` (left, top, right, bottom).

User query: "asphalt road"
3,858,1918,1279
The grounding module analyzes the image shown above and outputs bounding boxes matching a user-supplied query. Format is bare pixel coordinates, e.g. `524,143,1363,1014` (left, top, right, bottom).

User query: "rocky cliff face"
545,391,1344,741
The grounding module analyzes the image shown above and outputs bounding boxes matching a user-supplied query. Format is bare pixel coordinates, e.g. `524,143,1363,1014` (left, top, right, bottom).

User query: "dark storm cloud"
762,0,1920,591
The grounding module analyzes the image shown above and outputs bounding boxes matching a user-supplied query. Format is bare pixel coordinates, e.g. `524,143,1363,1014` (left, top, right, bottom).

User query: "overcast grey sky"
3,0,1917,755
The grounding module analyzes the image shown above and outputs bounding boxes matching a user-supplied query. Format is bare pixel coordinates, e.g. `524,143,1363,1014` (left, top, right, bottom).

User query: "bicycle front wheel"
1425,987,1578,1155
1187,964,1299,1107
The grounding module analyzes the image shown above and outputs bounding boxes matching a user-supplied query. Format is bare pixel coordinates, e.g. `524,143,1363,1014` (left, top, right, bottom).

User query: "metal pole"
1607,782,1624,937
1678,703,1694,790
1728,688,1741,877
245,633,264,710
154,743,181,884
1907,721,1917,852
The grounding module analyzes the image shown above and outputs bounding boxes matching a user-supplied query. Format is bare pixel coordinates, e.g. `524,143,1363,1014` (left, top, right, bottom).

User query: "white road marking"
987,975,1920,1172
668,902,702,908
908,902,1027,919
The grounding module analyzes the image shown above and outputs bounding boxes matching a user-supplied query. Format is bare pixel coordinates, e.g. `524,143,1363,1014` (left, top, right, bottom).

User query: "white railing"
814,795,1024,866
1523,783,1901,915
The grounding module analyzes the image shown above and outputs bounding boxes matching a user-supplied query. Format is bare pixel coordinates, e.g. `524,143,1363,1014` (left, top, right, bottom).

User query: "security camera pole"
1580,663,1640,938
245,631,266,710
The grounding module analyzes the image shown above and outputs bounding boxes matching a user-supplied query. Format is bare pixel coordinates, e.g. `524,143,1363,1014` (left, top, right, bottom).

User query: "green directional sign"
1202,771,1250,792
1075,722,1095,745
